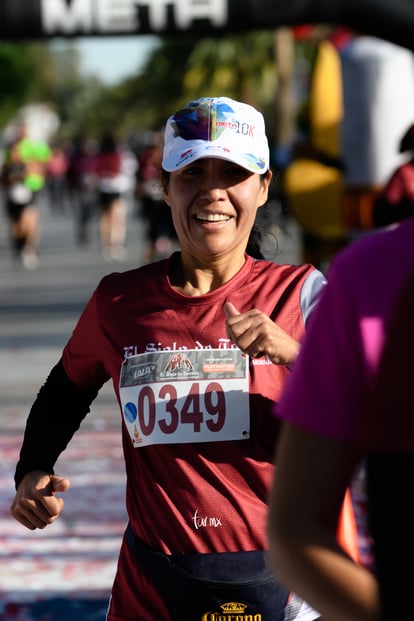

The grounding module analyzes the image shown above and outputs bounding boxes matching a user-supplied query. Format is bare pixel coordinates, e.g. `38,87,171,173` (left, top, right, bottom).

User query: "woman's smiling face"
164,158,271,261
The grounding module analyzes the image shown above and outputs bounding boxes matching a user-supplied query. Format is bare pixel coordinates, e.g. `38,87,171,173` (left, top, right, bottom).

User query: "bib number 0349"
120,349,250,447
138,381,225,435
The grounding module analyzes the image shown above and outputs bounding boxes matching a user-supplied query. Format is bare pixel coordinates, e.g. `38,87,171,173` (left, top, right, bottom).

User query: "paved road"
0,191,302,615
0,193,148,612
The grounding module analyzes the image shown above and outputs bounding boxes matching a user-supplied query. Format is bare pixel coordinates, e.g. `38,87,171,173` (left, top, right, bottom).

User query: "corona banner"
0,0,412,50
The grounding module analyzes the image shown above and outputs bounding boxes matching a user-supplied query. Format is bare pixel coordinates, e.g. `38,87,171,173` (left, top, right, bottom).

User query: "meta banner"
0,0,276,36
0,0,413,51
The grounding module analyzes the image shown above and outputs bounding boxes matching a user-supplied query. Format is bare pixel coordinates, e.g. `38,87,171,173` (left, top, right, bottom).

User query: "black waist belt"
125,521,289,621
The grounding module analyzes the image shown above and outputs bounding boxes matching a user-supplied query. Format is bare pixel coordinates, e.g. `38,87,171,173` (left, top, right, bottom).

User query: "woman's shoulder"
249,256,319,280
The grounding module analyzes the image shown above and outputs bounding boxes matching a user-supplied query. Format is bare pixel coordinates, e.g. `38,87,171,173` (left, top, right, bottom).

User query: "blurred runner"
92,131,131,261
136,135,177,261
1,124,51,269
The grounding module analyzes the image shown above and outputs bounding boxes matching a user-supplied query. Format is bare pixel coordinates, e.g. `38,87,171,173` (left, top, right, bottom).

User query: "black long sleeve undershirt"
14,359,100,490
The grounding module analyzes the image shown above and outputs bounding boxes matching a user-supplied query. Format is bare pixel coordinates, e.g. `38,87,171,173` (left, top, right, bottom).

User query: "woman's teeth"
197,214,231,222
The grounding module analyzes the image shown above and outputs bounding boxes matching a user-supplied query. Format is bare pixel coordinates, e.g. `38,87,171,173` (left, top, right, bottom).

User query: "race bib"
119,349,250,447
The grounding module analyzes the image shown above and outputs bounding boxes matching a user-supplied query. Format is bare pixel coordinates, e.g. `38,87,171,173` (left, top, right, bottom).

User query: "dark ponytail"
246,225,264,259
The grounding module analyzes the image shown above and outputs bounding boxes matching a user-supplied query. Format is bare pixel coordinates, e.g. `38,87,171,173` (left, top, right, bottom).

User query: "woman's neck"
169,252,247,296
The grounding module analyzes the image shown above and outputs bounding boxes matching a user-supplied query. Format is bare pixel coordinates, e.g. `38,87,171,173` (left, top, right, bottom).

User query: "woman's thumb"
223,301,240,318
49,475,70,493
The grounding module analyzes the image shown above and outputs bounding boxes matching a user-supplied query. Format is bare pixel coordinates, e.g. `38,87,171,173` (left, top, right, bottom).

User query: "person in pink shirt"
364,273,414,619
268,216,414,621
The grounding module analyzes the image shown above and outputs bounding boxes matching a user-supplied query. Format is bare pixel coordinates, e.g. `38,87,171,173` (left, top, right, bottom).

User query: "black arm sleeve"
14,358,100,490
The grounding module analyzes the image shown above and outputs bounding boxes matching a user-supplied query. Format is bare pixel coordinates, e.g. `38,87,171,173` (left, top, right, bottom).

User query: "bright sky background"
61,35,161,84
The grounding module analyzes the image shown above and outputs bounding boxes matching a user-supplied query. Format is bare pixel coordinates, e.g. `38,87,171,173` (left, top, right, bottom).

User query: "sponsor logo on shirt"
202,601,261,621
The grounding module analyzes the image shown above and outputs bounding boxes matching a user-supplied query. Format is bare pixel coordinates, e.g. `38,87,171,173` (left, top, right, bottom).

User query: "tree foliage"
0,43,35,126
72,32,280,142
0,39,90,139
0,31,293,148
